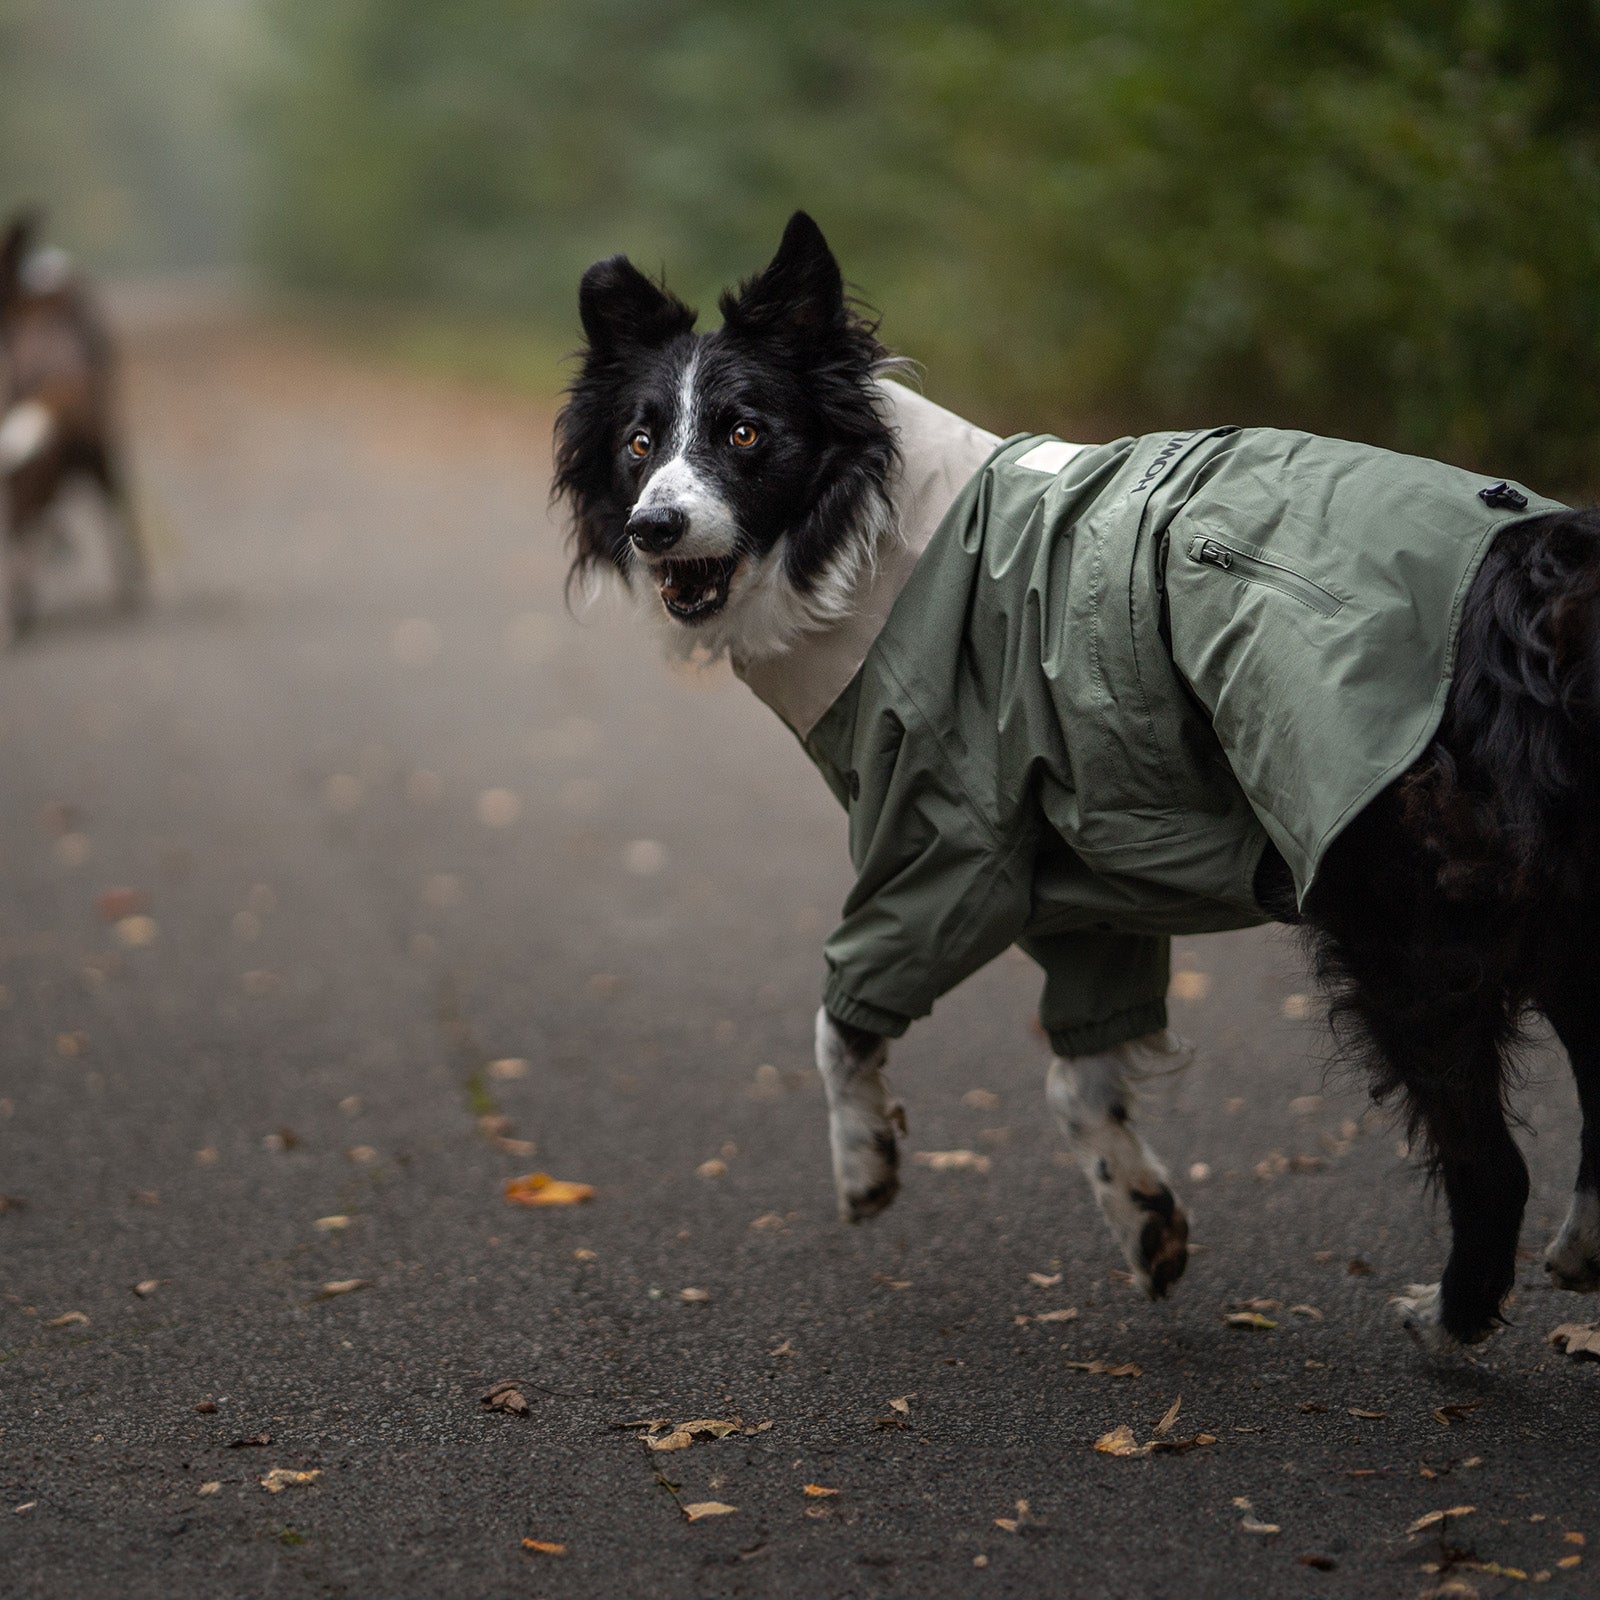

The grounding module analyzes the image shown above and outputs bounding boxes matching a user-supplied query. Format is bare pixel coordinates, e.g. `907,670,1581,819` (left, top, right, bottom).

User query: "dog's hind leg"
1537,964,1600,1292
815,1007,903,1223
84,441,146,610
1046,1031,1192,1297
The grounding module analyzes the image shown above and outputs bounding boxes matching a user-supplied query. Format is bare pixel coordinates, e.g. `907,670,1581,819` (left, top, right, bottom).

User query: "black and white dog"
554,211,1600,1355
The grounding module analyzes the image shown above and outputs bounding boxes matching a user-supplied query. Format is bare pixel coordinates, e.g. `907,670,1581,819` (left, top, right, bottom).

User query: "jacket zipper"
1185,535,1342,618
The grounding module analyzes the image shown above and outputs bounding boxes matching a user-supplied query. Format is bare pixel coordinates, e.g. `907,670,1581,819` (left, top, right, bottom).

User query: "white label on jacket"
1014,440,1089,474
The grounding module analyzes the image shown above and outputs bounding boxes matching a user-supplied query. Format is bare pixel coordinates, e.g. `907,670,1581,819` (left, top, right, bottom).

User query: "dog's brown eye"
627,430,651,459
730,422,759,449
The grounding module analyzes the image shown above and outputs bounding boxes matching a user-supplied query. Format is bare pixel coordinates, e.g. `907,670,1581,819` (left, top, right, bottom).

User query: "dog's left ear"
720,211,845,342
0,206,42,304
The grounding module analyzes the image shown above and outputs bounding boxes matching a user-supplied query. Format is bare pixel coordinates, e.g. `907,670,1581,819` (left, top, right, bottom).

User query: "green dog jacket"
733,386,1564,1056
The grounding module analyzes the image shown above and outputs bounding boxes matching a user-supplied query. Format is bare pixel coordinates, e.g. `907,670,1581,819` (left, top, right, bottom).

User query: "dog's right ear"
578,255,696,353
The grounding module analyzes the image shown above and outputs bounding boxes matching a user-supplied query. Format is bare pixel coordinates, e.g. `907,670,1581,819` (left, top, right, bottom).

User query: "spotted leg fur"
815,1007,904,1224
1047,1031,1192,1297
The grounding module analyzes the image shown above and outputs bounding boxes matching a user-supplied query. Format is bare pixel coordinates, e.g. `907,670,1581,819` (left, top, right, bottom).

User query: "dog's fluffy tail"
0,397,57,475
1401,508,1600,899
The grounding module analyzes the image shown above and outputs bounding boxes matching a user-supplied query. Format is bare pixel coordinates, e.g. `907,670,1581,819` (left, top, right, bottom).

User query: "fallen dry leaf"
1241,1520,1281,1535
1027,1271,1063,1288
1063,1359,1143,1378
679,1287,711,1303
1347,1407,1388,1421
228,1435,270,1448
697,1159,728,1179
1224,1311,1277,1330
1153,1397,1182,1438
802,1485,839,1498
1094,1425,1147,1458
682,1502,736,1522
646,1429,693,1452
1431,1401,1481,1427
481,1381,530,1417
1549,1321,1600,1359
521,1538,566,1555
887,1396,912,1415
993,1498,1031,1533
260,1468,320,1493
316,1279,368,1299
197,1481,221,1496
1559,1554,1583,1570
912,1150,991,1173
1407,1506,1476,1535
769,1339,795,1357
1032,1308,1079,1324
873,1273,912,1290
46,1311,88,1328
503,1172,596,1206
132,1280,160,1297
314,1215,350,1232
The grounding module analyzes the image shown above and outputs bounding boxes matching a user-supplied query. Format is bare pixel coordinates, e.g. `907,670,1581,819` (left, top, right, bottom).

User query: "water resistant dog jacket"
735,396,1564,1056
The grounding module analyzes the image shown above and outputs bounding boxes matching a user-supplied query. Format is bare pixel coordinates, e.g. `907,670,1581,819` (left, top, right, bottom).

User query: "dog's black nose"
628,506,687,554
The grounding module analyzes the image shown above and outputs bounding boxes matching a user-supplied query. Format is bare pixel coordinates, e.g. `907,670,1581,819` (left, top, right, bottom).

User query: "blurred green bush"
257,0,1600,489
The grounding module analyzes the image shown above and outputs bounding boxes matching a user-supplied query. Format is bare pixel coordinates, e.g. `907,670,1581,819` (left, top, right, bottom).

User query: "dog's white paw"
1394,1283,1461,1357
1090,1160,1189,1298
814,1007,902,1224
1545,1190,1600,1292
828,1097,904,1224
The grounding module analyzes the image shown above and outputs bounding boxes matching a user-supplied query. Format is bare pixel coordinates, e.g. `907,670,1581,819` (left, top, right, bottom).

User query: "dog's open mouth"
655,554,740,622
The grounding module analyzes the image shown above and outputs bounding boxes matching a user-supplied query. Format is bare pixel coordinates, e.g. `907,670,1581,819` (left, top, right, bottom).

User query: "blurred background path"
2,307,1598,1598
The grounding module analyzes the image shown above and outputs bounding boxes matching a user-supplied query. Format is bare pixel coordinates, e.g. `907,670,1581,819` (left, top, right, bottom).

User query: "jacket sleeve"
1016,929,1171,1057
819,711,1035,1037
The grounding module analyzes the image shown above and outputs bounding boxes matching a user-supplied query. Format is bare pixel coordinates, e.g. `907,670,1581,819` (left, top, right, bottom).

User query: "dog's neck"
731,379,1001,736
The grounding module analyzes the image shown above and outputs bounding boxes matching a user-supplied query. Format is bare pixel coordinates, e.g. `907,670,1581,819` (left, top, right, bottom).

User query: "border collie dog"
0,208,145,641
554,210,1600,1356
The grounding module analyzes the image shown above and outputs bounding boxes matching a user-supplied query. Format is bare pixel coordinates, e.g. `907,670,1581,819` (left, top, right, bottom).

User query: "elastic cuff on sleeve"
822,979,913,1040
1047,1000,1168,1059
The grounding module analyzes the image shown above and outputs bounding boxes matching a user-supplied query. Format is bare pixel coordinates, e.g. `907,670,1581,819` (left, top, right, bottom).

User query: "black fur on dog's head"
552,211,900,656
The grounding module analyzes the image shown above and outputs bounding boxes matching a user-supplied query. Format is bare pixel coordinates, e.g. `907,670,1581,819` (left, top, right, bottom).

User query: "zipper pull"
1192,538,1233,570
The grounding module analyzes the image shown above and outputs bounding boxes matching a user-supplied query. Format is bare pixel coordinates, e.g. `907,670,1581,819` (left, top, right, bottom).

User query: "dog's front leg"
815,1006,904,1223
1046,1032,1191,1297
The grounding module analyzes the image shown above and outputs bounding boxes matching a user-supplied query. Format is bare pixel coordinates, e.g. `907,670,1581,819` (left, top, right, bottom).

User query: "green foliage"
255,0,1600,488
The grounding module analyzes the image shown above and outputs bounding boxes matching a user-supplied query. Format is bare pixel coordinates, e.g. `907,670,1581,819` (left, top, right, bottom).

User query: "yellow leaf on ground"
316,1279,368,1299
521,1538,566,1555
911,1150,992,1173
1094,1425,1148,1458
260,1468,320,1493
1407,1506,1476,1535
1224,1311,1277,1330
503,1172,596,1206
803,1485,839,1498
1549,1322,1600,1358
682,1502,736,1522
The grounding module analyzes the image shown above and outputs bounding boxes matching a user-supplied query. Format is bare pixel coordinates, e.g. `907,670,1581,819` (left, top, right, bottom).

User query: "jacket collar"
731,379,1002,738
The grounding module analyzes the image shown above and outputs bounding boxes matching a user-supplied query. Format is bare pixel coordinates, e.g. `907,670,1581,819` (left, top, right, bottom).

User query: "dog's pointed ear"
578,255,696,353
1,206,42,300
719,211,845,340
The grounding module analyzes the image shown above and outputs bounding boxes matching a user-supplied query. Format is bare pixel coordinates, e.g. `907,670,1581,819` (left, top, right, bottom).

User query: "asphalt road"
3,310,1598,1600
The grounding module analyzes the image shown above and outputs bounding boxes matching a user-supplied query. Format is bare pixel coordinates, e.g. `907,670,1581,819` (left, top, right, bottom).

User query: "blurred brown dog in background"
0,207,145,642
